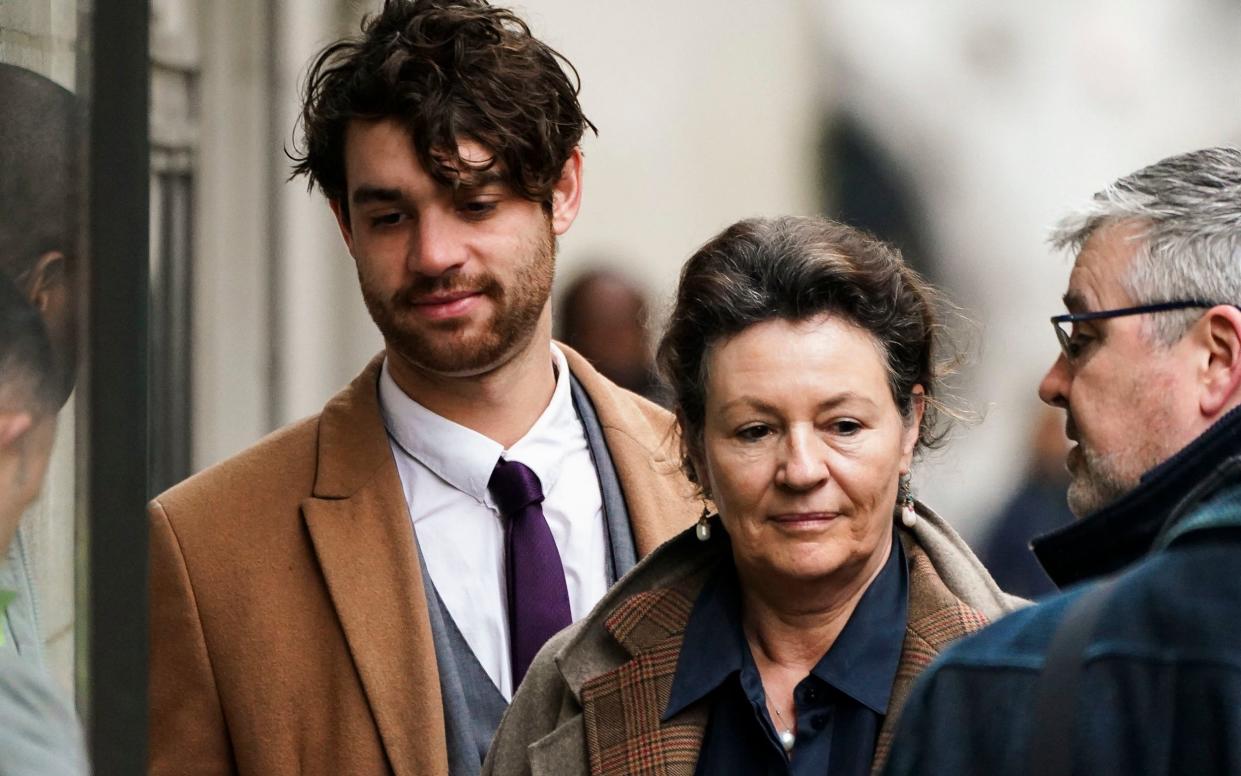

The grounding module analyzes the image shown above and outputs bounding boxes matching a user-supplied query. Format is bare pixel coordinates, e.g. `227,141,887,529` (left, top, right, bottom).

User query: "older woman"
484,217,1022,776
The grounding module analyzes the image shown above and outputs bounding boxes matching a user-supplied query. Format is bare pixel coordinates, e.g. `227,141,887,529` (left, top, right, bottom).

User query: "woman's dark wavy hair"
289,0,595,217
657,216,961,491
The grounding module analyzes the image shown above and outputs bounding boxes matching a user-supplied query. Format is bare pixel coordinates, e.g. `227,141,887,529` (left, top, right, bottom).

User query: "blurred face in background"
560,271,652,393
696,314,921,593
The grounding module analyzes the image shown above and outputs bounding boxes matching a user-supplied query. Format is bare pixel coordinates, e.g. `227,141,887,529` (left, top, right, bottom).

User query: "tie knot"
488,458,545,515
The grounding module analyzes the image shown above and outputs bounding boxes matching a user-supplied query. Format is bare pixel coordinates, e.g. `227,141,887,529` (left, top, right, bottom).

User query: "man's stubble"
359,222,557,379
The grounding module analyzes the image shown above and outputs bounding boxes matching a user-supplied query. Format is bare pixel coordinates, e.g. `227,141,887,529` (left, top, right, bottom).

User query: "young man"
148,2,696,774
0,275,86,776
883,147,1241,775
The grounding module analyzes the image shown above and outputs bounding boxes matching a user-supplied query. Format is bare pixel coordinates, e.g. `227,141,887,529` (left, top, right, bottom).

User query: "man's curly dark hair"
290,0,595,219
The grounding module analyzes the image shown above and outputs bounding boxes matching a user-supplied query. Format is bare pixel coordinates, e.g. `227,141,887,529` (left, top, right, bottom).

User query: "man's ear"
0,412,33,450
329,198,355,254
1198,305,1241,418
549,147,584,237
22,251,67,315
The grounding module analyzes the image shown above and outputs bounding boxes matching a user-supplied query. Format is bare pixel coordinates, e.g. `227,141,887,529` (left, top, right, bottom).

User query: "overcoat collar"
560,517,991,776
558,347,696,555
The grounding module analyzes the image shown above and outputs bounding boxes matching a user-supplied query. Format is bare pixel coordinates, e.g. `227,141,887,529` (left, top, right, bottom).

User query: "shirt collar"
663,542,748,720
663,531,908,720
504,344,581,495
377,344,578,505
809,535,908,714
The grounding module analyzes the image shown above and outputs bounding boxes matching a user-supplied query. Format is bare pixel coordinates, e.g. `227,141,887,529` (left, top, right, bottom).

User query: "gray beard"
1066,443,1141,517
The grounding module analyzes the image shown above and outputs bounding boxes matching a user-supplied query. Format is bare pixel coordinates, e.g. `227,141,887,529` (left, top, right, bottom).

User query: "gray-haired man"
882,147,1241,775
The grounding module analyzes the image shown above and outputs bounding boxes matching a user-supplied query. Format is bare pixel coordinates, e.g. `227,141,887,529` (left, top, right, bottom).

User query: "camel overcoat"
482,504,1025,776
148,347,698,776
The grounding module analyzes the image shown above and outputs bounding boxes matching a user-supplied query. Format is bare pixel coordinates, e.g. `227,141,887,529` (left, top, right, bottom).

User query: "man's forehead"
342,118,503,187
1065,220,1145,309
429,141,505,188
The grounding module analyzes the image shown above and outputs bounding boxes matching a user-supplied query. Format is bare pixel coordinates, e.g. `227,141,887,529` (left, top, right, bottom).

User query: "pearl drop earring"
899,473,917,528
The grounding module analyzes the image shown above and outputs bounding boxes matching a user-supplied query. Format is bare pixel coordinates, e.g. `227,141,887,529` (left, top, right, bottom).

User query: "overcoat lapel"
560,346,698,556
579,584,708,776
301,356,450,776
870,536,991,774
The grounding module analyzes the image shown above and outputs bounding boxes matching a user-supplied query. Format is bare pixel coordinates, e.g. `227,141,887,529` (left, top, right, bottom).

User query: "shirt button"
812,714,829,731
803,686,820,703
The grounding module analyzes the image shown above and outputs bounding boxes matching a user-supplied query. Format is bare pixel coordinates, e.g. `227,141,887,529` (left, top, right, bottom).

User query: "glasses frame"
1050,300,1231,361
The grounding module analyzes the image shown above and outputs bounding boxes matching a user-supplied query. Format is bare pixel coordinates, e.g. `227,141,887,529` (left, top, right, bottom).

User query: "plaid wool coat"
483,504,1025,776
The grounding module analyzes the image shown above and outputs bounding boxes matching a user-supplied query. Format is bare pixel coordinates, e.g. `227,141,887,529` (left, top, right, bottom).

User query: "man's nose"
1038,353,1070,409
411,211,467,276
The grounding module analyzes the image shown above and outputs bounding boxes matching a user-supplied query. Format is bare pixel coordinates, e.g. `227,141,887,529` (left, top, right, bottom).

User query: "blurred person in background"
978,404,1073,599
0,275,87,776
883,147,1241,776
558,268,661,402
484,217,1021,776
0,63,81,666
147,2,696,774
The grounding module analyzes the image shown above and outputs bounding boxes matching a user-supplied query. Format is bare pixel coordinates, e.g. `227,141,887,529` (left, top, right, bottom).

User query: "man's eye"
1067,333,1094,359
370,212,406,227
460,200,498,218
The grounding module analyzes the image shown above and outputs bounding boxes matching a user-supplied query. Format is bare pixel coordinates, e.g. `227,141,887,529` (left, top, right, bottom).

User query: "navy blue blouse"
664,533,908,776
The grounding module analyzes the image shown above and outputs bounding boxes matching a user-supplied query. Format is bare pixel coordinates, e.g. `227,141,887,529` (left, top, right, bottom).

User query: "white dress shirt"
378,344,608,700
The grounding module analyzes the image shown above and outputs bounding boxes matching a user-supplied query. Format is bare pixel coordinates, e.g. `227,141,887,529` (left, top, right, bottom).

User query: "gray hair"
1050,146,1241,344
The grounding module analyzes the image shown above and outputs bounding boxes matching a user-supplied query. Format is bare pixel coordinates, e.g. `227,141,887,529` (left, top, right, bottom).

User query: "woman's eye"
737,425,771,442
831,419,862,436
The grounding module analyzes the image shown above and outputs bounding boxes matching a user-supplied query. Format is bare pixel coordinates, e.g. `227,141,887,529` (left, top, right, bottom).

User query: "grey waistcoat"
418,374,639,776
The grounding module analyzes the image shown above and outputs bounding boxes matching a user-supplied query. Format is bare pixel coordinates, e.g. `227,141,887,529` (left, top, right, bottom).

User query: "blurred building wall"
811,0,1241,539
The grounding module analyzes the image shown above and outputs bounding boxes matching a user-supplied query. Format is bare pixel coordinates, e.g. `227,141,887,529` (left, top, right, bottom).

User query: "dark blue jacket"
881,406,1241,776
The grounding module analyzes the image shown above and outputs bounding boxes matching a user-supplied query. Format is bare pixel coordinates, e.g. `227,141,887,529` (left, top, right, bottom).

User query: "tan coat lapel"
301,356,450,776
560,345,698,555
870,535,992,774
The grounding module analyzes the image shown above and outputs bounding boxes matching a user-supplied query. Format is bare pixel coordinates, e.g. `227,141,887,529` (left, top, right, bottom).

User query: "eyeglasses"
1051,300,1225,361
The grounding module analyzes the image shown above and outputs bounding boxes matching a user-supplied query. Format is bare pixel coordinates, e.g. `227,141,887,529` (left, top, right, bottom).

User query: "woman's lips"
769,512,840,527
409,291,482,320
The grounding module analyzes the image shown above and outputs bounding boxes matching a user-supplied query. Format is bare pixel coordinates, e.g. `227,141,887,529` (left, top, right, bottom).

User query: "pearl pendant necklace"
770,705,795,753
778,728,796,753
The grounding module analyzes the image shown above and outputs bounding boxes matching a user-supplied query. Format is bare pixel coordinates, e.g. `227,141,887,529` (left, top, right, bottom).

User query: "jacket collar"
311,353,392,498
1033,404,1241,588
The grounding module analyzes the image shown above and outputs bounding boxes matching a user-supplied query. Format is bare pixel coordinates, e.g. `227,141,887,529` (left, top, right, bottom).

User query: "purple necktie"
488,457,572,686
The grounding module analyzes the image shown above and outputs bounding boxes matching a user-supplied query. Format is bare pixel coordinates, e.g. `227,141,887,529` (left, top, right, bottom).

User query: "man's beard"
1065,442,1138,517
360,225,556,377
